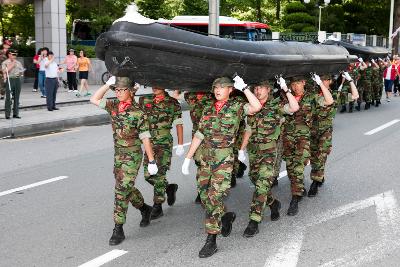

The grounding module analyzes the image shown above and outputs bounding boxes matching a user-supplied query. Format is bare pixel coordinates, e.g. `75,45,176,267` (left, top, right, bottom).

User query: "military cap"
254,80,274,88
110,77,136,91
212,77,234,89
320,74,332,81
289,76,306,83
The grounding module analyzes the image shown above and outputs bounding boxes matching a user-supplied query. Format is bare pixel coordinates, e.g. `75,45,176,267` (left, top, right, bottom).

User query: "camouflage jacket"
195,97,249,149
358,67,372,86
284,92,325,134
0,51,6,77
100,99,151,150
247,96,288,143
311,90,338,130
370,67,381,86
184,92,213,135
139,94,183,145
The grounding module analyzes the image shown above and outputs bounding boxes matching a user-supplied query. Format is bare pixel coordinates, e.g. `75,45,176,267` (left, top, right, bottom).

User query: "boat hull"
324,40,389,59
96,22,357,90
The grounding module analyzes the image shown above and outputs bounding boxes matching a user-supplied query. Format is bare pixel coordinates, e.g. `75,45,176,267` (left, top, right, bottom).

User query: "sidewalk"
0,82,177,138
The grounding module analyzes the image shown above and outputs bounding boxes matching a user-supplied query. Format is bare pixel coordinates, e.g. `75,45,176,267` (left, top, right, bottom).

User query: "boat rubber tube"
96,21,357,91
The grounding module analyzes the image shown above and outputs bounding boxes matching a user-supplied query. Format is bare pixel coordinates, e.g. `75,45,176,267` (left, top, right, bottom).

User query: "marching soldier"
308,72,358,197
173,90,213,203
181,76,261,258
282,74,333,216
356,58,373,110
139,87,184,219
239,78,299,237
90,76,158,246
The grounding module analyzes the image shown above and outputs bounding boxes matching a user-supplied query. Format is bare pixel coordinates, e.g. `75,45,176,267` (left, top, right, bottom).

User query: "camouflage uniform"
184,92,213,137
0,50,7,97
246,96,289,222
310,90,338,183
357,67,373,106
99,98,151,225
283,91,325,196
371,66,384,102
139,94,183,204
232,92,248,180
195,97,249,234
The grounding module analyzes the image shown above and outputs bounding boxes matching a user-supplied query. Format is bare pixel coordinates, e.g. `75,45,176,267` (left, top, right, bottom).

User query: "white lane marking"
264,190,400,267
78,249,128,267
264,231,304,267
364,119,400,135
0,176,69,197
173,142,191,149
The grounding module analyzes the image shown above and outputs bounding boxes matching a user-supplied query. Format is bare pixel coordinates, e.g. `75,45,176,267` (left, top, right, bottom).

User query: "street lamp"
304,0,330,32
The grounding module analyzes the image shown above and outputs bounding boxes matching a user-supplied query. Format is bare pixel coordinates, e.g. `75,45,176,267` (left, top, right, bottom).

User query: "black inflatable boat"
96,21,357,90
324,40,389,59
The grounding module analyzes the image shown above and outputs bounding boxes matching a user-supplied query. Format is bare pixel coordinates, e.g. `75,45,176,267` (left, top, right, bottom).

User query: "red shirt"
33,55,40,69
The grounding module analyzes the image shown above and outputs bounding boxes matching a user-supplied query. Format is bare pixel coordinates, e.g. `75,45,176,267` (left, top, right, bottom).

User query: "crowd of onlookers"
0,39,93,119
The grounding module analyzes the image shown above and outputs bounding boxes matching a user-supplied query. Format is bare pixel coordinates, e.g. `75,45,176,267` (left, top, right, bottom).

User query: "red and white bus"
158,16,271,41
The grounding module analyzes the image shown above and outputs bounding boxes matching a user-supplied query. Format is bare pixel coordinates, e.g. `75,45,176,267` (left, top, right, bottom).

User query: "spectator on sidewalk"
32,48,41,92
2,49,24,119
37,47,49,98
0,39,12,100
60,48,78,93
44,51,60,111
77,50,92,97
383,58,400,102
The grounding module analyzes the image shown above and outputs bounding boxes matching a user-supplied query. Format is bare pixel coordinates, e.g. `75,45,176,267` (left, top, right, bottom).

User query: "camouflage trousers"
283,130,310,196
113,149,144,225
272,136,284,181
310,126,333,183
248,141,277,223
197,147,233,234
372,83,383,101
143,143,172,204
358,83,373,104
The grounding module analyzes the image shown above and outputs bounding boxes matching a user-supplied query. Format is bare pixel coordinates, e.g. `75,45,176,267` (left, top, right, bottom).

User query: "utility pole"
389,0,395,54
208,0,219,37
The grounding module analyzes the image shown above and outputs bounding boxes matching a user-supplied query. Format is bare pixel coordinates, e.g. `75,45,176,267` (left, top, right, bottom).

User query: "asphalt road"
1,98,400,267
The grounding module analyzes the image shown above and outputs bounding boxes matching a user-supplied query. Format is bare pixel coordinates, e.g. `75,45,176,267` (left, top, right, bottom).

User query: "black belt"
46,77,57,79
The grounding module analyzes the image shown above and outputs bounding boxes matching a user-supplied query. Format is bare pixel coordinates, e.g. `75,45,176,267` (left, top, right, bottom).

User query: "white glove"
358,57,364,63
238,150,246,163
277,77,288,91
181,158,191,175
337,84,343,92
312,74,322,85
371,59,376,64
233,75,247,91
342,71,352,81
148,162,158,175
175,145,185,156
106,76,116,85
378,57,383,61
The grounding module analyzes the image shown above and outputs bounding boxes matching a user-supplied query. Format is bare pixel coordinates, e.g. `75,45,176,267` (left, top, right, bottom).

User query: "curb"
0,113,110,138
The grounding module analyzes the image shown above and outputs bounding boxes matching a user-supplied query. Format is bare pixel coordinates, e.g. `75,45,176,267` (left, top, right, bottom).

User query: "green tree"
0,4,34,38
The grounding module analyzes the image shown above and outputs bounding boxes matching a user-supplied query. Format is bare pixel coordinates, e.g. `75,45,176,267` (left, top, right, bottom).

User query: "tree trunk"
276,0,281,20
256,0,262,22
393,0,400,54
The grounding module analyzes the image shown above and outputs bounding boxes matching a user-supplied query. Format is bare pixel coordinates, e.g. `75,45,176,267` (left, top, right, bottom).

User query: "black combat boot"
109,224,125,246
269,199,281,221
139,203,152,227
237,162,247,178
365,102,370,110
287,196,301,216
348,102,354,113
339,105,347,113
243,220,259,238
195,193,201,204
150,203,163,220
377,99,381,105
355,102,361,111
166,183,178,206
319,177,325,187
308,181,322,197
231,174,237,188
221,212,236,237
375,100,379,107
271,178,278,188
199,234,217,258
